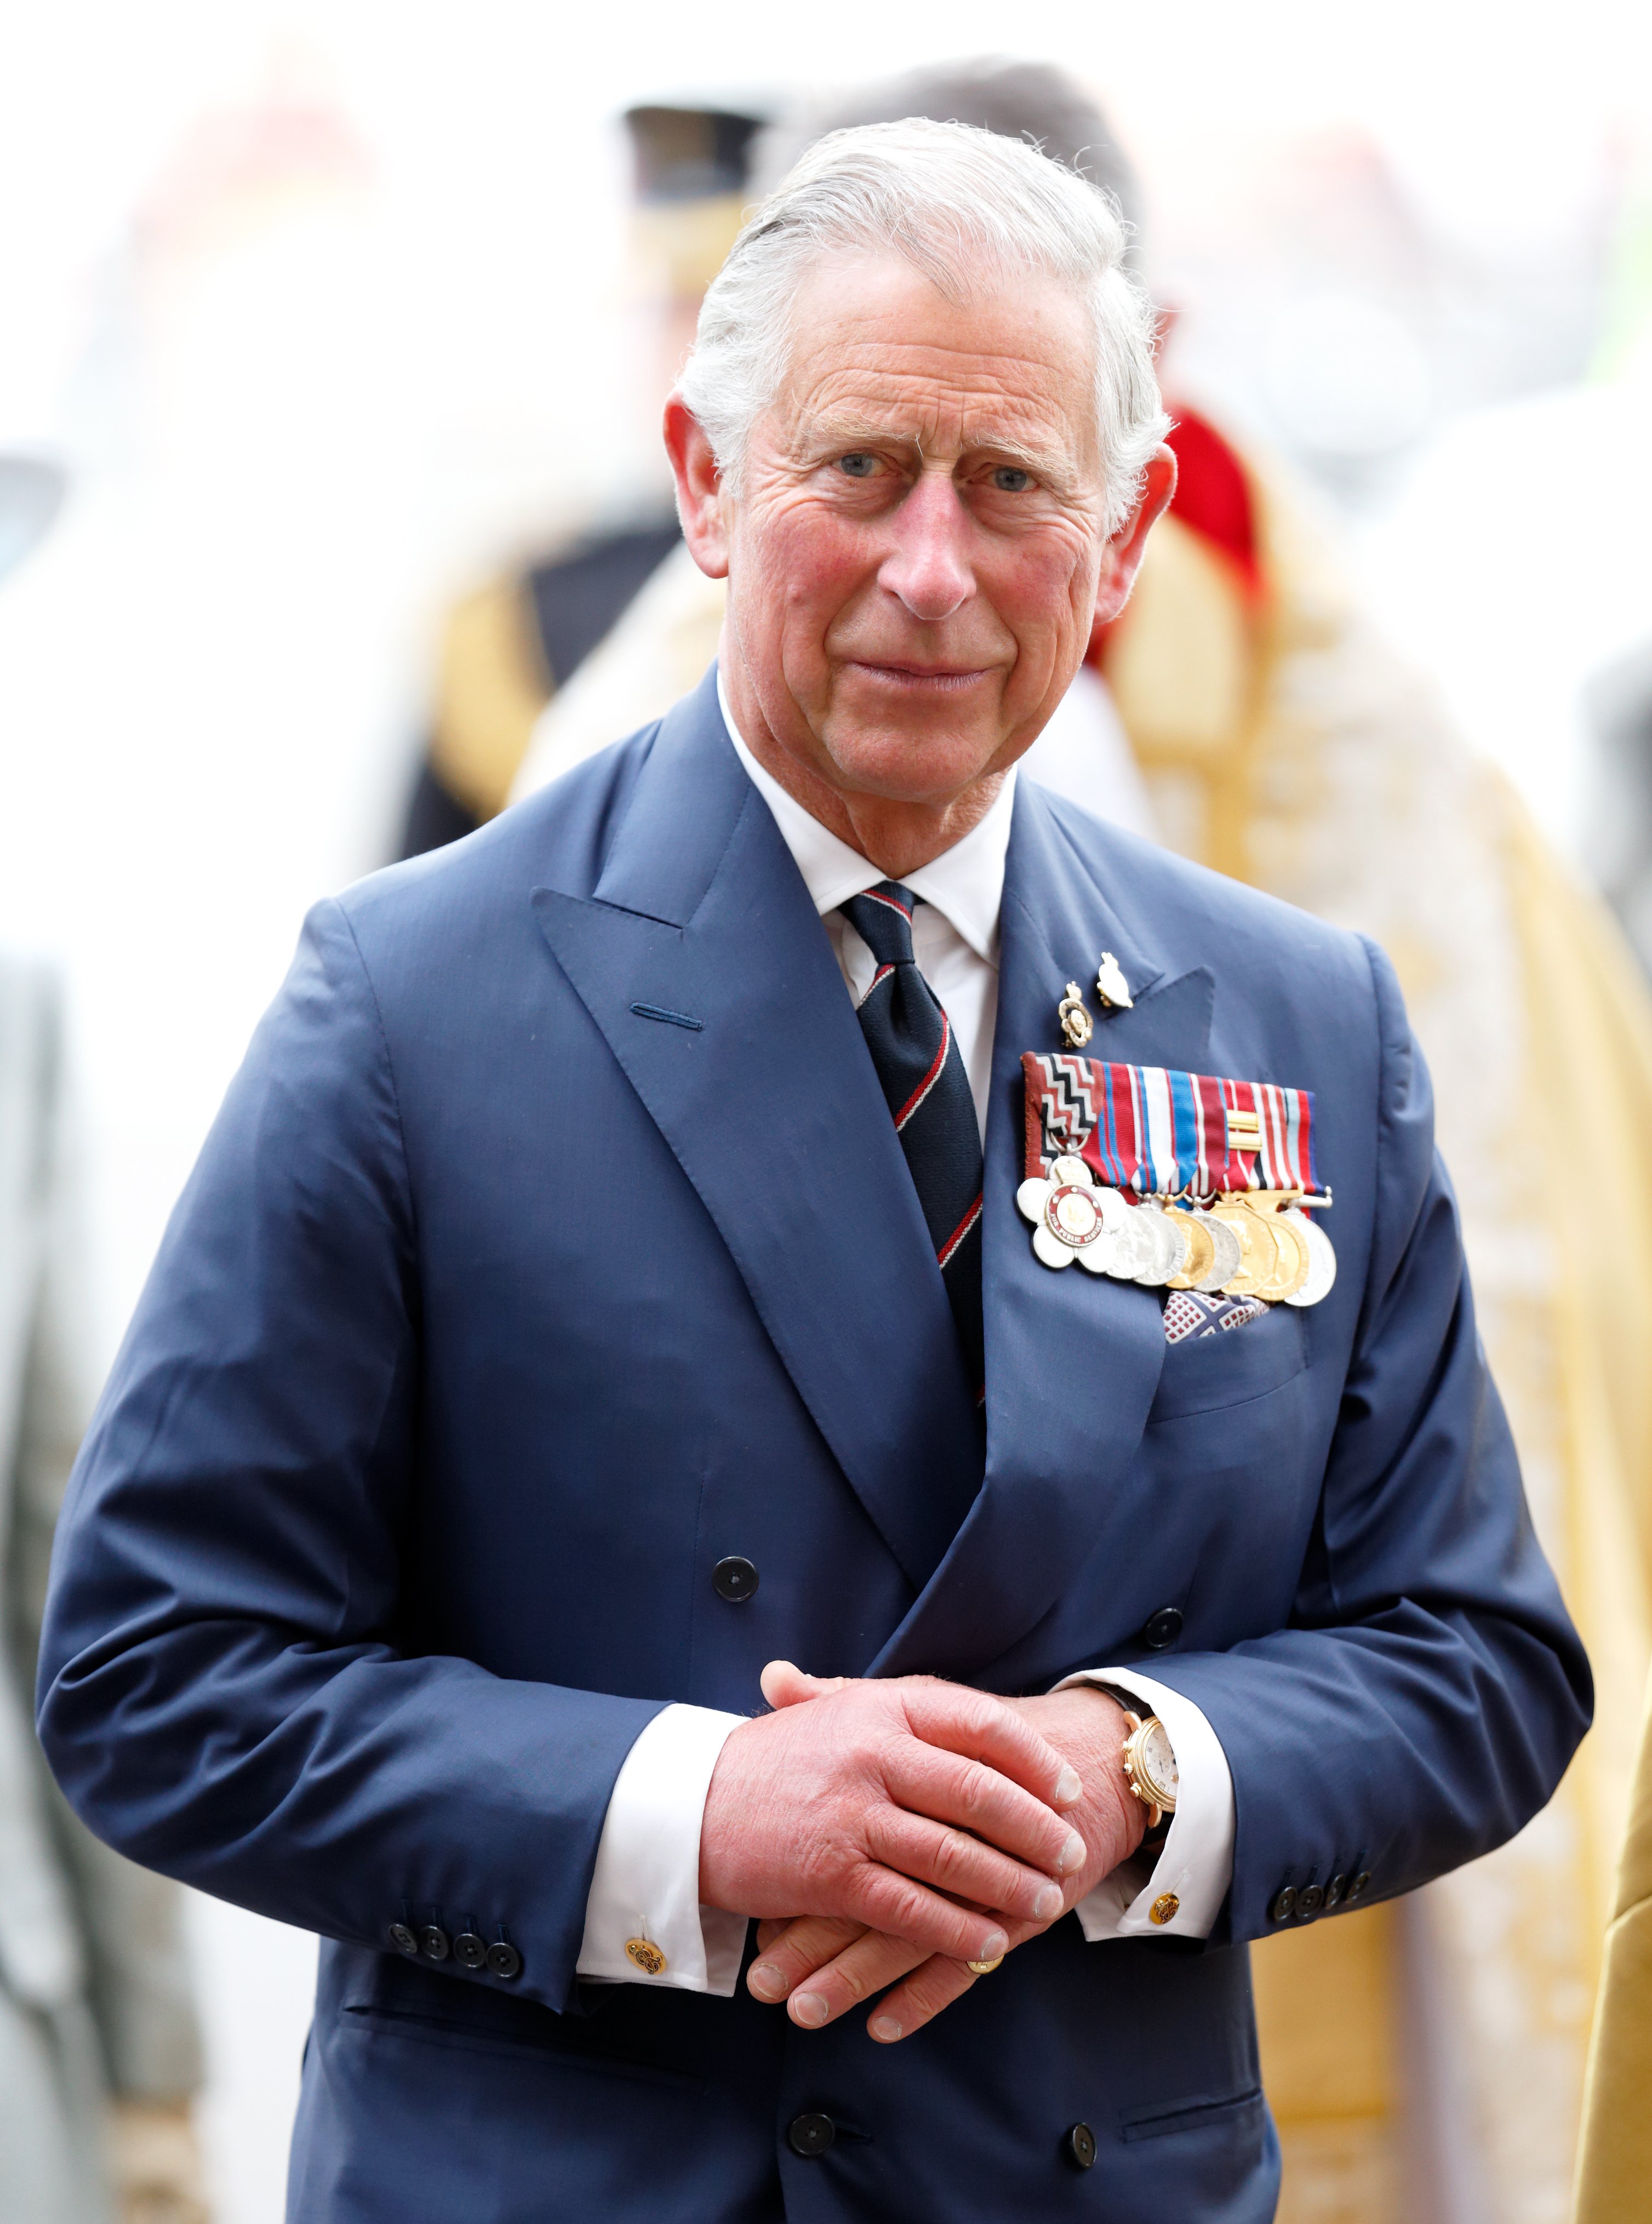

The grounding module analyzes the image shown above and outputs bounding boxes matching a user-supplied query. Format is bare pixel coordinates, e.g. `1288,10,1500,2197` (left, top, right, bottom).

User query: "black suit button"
388,1922,420,1957
485,1940,522,1980
1064,2122,1097,2170
1268,1886,1296,1923
1346,1869,1371,1902
713,1556,759,1603
454,1931,488,1970
1324,1874,1346,1911
787,2112,836,2159
419,1924,450,1961
1295,1884,1324,1918
1140,1606,1184,1651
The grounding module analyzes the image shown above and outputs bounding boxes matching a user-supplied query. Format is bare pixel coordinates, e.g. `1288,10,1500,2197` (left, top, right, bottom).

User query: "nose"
877,467,973,622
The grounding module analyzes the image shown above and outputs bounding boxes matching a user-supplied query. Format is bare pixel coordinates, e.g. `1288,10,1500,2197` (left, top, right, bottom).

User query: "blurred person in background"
484,61,1652,2224
0,458,207,2222
396,93,769,861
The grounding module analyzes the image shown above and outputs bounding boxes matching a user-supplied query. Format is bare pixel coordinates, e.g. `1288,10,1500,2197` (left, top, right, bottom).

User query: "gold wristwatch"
1111,1702,1179,1830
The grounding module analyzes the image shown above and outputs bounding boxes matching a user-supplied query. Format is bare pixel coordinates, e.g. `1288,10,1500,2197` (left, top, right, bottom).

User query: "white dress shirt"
575,674,1236,1992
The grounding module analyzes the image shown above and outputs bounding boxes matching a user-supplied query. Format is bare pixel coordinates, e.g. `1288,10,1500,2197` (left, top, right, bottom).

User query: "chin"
820,723,1004,803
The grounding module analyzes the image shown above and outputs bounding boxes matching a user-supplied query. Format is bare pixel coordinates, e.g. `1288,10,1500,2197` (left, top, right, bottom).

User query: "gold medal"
1257,1211,1311,1301
1164,1211,1216,1291
1211,1198,1279,1297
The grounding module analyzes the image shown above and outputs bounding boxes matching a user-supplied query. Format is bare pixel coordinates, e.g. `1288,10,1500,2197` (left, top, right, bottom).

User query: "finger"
867,1954,982,2044
882,1741,1086,1880
898,1680,1082,1809
754,1919,795,1954
760,1660,853,1710
864,1806,1067,1926
747,1916,867,2003
783,1930,929,2030
841,1862,1010,1966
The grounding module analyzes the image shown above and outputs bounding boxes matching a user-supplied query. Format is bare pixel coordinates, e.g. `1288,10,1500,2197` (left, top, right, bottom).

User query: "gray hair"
677,118,1167,533
756,58,1146,266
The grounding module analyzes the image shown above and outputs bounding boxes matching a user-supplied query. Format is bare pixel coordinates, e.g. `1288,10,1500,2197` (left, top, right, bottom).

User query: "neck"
721,642,1009,880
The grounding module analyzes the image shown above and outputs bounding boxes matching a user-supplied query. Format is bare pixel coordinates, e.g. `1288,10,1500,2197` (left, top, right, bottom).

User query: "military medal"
1018,1050,1336,1319
1016,1156,1125,1273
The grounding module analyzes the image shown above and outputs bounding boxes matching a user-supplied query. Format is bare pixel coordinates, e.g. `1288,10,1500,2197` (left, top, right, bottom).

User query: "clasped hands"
698,1661,1145,2046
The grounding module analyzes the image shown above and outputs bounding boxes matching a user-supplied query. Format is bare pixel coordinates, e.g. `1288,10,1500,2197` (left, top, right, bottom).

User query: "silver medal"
1193,1213,1244,1293
1281,1208,1336,1307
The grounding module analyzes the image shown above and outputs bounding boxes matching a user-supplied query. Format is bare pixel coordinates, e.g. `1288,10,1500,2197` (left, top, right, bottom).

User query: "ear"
1094,444,1177,628
664,393,731,581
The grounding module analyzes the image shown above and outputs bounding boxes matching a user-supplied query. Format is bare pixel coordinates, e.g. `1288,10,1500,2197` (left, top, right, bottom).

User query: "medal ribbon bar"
1021,1052,1323,1199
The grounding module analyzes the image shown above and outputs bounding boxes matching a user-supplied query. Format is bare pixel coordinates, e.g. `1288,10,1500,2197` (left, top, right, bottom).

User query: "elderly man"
37,123,1586,2222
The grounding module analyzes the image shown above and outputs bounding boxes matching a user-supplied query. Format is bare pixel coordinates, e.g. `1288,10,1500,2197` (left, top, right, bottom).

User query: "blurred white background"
3,4,1651,2217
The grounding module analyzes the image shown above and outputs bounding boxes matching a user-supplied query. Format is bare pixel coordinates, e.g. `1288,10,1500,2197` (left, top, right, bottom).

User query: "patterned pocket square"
1163,1289,1270,1344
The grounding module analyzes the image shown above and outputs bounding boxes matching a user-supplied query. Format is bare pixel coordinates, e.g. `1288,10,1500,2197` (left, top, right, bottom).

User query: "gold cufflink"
1149,1894,1180,1927
625,1937,667,1975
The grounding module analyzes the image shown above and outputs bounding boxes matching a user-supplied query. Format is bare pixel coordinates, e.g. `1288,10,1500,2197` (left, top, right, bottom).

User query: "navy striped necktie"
839,882,984,1393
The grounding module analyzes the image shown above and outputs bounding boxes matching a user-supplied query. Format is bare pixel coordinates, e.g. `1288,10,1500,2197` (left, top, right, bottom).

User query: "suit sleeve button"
454,1931,488,1970
1346,1870,1371,1902
713,1556,759,1603
1140,1606,1184,1650
1064,2123,1097,2170
1268,1887,1297,1924
485,1940,522,1980
1295,1884,1324,1918
388,1923,420,1957
419,1925,450,1960
1323,1874,1347,1910
787,2112,836,2158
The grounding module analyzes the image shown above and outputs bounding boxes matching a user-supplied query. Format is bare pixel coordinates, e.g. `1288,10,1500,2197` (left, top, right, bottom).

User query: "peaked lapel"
531,671,982,1593
873,781,1217,1679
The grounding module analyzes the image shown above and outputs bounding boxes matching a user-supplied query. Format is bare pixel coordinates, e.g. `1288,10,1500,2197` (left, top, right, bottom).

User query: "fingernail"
1034,1883,1064,1921
980,1929,1008,1962
870,2016,902,2043
1055,1764,1082,1806
791,1992,829,2028
748,1963,787,2001
1058,1831,1086,1874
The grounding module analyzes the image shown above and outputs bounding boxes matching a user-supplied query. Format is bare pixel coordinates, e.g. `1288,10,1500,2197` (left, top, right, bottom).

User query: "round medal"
1282,1209,1337,1307
1258,1211,1311,1302
1193,1213,1243,1293
1214,1200,1278,1297
1165,1211,1216,1291
1130,1203,1184,1288
1105,1207,1158,1282
1044,1182,1108,1250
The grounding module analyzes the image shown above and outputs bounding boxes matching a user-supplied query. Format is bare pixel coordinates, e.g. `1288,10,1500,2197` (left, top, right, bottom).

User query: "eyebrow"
799,414,1085,499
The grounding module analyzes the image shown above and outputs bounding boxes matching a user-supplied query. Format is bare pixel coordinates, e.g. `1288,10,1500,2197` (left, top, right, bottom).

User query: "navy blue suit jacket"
38,668,1588,2222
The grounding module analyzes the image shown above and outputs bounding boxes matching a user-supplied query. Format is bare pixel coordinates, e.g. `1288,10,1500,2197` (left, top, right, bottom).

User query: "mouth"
844,660,996,694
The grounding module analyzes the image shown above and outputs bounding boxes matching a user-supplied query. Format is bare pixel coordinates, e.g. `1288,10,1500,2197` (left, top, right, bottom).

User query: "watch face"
1140,1719,1178,1808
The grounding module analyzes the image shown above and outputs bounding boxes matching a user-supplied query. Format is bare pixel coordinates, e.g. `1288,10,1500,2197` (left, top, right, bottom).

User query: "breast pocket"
1150,1301,1307,1421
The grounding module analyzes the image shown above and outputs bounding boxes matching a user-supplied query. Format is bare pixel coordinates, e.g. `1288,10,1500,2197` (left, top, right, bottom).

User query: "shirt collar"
717,665,1012,966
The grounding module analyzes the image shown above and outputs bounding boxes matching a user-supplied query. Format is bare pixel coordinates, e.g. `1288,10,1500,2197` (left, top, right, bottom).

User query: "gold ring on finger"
965,1956,1004,1975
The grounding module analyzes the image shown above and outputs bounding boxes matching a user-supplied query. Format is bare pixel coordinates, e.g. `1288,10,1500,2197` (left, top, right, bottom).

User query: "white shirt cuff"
1051,1667,1235,1941
575,1701,750,1994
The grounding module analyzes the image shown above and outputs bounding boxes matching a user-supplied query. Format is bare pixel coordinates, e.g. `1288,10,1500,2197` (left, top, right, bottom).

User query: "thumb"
760,1659,850,1710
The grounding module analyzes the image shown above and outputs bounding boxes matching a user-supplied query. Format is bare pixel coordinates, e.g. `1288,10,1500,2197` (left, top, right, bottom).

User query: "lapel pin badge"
1095,952,1133,1011
1057,982,1093,1049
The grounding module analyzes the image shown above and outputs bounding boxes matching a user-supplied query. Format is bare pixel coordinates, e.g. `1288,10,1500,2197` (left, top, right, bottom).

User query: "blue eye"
993,466,1032,493
838,453,878,478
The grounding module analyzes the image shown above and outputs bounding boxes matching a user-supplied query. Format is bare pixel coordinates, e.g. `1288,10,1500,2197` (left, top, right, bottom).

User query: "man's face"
716,254,1112,807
